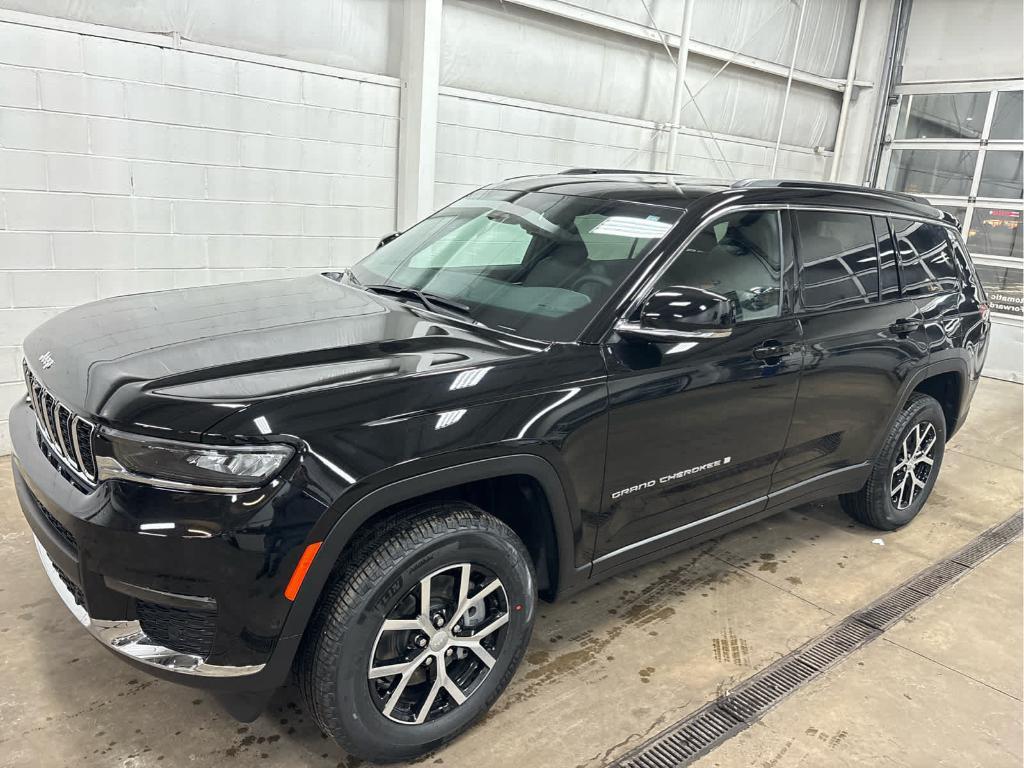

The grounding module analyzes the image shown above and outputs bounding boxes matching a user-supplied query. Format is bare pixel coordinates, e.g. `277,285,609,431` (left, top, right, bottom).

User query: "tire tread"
295,502,532,761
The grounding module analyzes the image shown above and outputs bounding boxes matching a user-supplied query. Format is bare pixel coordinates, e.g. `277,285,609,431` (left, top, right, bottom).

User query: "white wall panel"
434,90,829,208
557,0,860,78
902,0,1024,83
0,0,402,76
441,1,840,150
0,17,398,449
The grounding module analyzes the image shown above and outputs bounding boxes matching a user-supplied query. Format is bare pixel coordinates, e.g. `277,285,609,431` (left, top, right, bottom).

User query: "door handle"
752,341,792,361
889,318,922,337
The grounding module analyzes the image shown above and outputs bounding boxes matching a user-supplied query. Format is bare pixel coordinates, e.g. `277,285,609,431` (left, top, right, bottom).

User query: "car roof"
483,169,949,223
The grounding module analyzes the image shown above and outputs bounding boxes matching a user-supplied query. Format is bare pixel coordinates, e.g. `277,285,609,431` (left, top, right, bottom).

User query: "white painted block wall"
433,90,829,209
0,20,401,452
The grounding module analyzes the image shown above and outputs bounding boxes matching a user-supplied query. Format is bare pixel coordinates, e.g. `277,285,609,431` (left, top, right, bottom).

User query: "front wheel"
840,392,946,530
296,502,535,762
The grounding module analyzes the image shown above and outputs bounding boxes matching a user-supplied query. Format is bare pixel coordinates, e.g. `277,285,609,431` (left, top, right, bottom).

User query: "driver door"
594,208,804,568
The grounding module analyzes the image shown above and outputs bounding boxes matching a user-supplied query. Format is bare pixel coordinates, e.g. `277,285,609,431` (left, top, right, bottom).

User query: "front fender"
256,452,587,688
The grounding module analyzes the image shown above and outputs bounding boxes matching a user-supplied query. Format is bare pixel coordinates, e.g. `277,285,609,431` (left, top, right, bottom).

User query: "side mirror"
377,231,402,249
615,285,735,341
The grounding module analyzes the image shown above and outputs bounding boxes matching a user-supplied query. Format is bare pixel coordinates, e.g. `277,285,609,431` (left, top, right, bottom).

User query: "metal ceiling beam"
498,0,874,94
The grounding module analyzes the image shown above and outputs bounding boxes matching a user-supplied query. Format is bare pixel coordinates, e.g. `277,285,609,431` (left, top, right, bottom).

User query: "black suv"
12,171,990,762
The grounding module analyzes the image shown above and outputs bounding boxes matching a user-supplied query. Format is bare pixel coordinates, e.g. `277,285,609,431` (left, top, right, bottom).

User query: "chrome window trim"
616,202,961,330
33,537,263,678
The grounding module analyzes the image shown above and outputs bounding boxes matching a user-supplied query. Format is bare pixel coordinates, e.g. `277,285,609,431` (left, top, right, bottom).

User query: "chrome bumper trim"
34,537,265,678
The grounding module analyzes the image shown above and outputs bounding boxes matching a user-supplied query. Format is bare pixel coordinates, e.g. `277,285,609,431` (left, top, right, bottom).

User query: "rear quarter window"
890,219,959,296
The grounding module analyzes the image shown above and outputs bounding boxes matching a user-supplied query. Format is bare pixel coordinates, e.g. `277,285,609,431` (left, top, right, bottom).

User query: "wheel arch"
262,454,583,686
889,357,970,444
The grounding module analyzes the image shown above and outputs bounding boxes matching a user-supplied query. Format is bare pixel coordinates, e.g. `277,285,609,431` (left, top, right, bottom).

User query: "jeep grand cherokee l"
12,171,990,762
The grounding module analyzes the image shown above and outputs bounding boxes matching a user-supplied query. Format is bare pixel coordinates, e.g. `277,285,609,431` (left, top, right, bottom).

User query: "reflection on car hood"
21,275,544,436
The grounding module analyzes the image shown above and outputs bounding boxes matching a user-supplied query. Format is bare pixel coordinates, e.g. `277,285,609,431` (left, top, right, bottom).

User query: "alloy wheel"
367,563,510,725
890,421,937,510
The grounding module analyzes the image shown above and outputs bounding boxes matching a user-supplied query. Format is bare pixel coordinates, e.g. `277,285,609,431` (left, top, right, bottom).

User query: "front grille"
40,504,78,553
23,360,98,484
51,559,85,607
136,600,218,659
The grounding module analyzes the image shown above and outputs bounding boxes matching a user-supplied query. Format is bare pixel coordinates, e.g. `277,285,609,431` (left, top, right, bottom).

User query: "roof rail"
558,167,677,175
731,178,931,205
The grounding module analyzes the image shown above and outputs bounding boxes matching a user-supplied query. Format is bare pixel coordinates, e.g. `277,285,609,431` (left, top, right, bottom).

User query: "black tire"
296,502,536,763
840,392,946,531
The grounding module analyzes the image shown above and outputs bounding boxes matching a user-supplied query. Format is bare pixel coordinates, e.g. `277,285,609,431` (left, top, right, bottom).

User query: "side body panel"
596,319,802,561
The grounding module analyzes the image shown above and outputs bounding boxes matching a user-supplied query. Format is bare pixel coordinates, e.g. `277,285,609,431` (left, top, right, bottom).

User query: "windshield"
349,189,684,341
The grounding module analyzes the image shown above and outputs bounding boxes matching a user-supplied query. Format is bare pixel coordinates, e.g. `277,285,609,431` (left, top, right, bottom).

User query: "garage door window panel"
895,92,988,140
885,149,978,198
967,207,1022,259
990,91,1023,141
977,151,1024,200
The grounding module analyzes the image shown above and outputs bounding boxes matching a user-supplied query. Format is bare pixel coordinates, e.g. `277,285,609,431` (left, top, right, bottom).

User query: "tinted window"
796,211,878,310
351,190,683,342
890,219,959,296
653,210,782,323
872,217,900,300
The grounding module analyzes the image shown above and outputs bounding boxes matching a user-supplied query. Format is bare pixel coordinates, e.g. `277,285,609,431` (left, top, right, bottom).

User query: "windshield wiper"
361,283,472,316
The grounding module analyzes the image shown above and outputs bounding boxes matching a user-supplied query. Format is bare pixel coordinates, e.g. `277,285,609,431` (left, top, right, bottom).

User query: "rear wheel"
840,392,946,530
297,502,535,762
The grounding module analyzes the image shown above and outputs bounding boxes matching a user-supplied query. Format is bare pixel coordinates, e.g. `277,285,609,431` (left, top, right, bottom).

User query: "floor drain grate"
906,560,970,594
618,703,744,768
610,509,1022,768
855,585,930,630
988,512,1023,542
797,618,879,671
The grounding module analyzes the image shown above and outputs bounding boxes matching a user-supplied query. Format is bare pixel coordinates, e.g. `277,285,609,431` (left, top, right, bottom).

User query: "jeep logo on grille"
38,351,55,370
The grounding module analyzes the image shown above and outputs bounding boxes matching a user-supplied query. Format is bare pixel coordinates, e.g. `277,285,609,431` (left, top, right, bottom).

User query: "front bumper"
32,535,264,677
10,398,328,690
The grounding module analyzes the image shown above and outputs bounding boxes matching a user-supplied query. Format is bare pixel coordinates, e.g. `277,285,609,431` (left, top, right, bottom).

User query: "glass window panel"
974,263,1022,316
410,215,531,268
896,92,988,140
886,149,977,197
891,219,959,297
989,91,1023,141
873,217,900,300
656,210,782,323
796,211,878,310
967,208,1023,260
977,151,1024,199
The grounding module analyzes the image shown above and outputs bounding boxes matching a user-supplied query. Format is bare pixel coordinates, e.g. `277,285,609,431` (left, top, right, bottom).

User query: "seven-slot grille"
23,360,98,483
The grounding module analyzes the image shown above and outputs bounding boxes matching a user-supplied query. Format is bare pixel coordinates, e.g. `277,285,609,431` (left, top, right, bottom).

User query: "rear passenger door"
772,210,929,492
889,218,973,361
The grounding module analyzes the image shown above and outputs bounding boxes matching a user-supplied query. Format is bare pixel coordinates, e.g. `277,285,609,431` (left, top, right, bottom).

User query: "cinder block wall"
0,21,400,452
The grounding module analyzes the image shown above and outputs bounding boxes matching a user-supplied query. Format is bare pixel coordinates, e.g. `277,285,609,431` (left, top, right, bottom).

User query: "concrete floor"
0,377,1020,768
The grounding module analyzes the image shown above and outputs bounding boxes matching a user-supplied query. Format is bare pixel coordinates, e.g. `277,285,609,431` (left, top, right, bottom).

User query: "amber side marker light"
284,541,323,601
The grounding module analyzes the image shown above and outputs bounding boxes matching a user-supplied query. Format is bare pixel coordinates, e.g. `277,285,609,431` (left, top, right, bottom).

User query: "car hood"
22,274,544,438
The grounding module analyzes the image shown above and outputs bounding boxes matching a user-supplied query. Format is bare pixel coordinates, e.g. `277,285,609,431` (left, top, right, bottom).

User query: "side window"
873,216,901,300
652,210,782,322
795,211,878,310
889,219,959,296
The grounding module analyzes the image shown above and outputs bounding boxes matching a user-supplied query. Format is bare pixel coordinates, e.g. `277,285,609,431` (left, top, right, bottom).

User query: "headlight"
96,428,295,493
